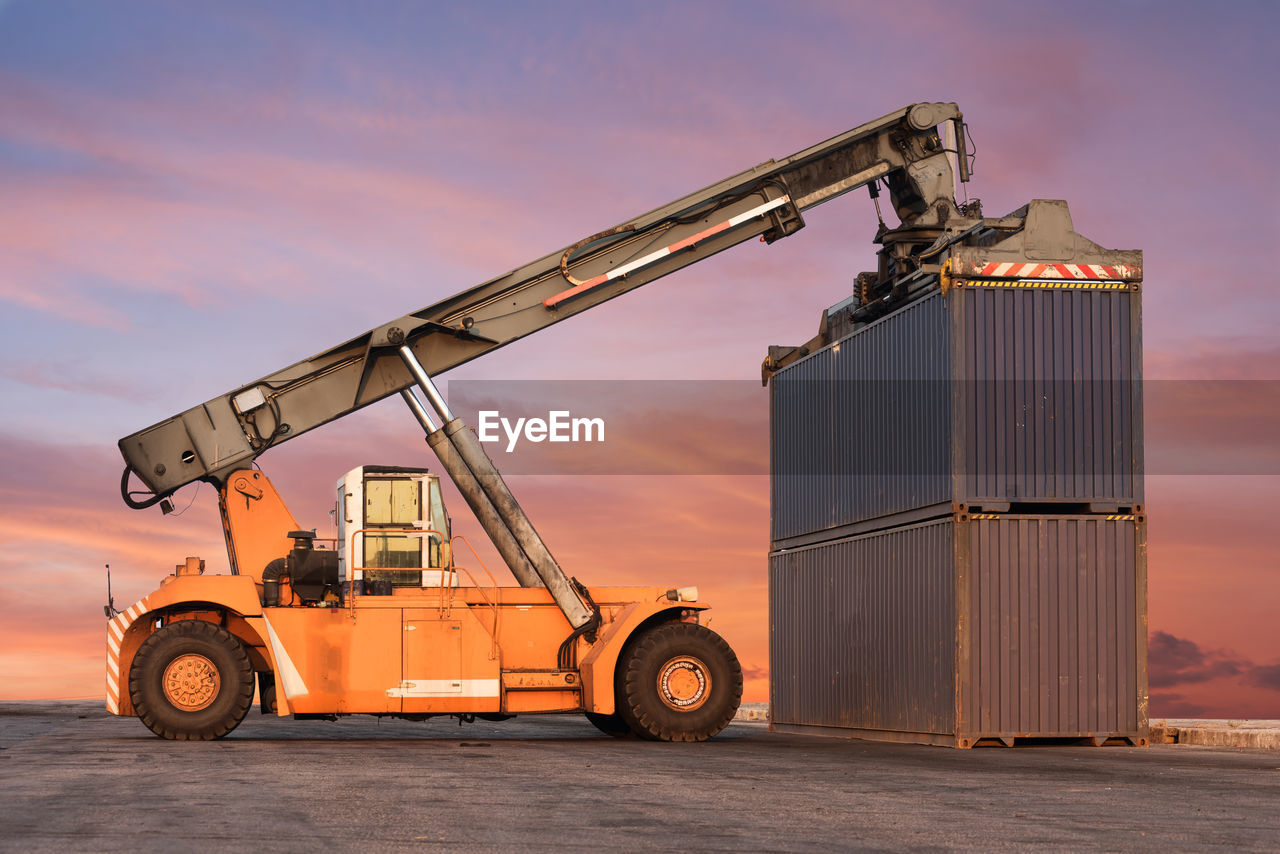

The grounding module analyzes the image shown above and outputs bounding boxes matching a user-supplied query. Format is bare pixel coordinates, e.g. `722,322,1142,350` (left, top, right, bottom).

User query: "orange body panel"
110,575,701,718
221,469,301,581
504,690,581,713
108,472,711,721
260,605,401,714
106,575,267,716
146,574,264,615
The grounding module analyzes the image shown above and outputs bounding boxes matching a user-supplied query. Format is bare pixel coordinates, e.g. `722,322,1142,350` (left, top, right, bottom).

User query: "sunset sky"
2,0,1277,719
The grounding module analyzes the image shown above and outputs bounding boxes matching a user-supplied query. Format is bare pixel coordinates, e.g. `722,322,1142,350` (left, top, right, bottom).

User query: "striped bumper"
105,598,150,715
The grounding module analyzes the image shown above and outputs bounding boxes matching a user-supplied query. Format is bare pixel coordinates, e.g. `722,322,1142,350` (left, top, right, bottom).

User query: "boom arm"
120,102,968,504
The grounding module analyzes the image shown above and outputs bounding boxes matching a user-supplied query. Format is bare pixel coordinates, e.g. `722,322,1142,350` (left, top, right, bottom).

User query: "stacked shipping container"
768,268,1148,747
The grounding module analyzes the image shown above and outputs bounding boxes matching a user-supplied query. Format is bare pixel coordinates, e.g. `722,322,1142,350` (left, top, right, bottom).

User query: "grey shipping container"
770,281,1143,546
769,513,1148,747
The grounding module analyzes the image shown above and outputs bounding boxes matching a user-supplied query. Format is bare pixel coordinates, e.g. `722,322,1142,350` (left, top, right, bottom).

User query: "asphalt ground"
1,702,1277,852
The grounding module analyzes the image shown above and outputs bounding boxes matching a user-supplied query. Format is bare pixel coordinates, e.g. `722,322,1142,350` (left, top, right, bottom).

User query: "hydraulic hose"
120,466,166,510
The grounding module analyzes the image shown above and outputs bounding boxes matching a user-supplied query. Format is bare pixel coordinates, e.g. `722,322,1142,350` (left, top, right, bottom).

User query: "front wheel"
128,620,255,740
617,622,742,742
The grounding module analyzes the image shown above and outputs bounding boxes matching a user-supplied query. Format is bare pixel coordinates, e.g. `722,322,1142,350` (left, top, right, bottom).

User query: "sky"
1,0,1278,720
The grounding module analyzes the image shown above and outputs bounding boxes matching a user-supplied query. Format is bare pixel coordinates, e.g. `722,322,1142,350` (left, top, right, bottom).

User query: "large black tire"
129,620,255,740
617,622,742,742
584,711,634,738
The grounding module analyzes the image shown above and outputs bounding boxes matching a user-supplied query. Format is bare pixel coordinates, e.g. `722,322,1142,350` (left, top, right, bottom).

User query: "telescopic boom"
120,102,968,506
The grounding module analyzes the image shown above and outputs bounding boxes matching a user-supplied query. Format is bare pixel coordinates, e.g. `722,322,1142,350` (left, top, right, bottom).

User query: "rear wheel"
618,622,742,742
584,711,634,738
129,620,254,740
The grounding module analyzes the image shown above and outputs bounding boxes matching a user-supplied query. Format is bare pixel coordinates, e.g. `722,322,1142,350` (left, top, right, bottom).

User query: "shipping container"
770,282,1143,546
769,513,1148,747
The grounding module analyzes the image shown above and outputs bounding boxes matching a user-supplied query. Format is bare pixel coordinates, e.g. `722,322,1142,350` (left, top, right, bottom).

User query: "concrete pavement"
2,702,1278,852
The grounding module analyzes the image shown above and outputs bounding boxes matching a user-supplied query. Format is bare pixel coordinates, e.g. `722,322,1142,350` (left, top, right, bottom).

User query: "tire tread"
618,622,742,742
128,620,254,740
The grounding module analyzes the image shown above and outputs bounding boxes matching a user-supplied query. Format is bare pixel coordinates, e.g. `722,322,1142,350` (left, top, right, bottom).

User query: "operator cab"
335,466,454,593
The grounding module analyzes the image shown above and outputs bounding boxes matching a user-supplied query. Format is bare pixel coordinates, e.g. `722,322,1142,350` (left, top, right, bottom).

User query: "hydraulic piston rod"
398,349,594,629
399,388,541,589
399,388,438,432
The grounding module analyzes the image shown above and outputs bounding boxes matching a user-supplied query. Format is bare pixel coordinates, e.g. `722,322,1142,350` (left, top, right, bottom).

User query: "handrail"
448,535,501,660
344,526,449,611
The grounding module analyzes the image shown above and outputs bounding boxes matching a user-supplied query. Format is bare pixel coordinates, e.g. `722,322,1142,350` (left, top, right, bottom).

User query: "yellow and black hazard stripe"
967,513,1138,521
961,279,1132,291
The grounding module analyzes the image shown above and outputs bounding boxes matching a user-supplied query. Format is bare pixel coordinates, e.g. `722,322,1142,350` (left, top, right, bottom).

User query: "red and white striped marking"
961,260,1140,280
105,597,150,715
544,195,792,308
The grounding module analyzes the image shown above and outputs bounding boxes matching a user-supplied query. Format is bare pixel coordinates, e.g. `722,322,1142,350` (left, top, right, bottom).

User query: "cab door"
363,478,422,587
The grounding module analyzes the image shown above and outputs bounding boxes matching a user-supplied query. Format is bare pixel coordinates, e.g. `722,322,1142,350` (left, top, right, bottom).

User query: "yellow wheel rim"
163,653,220,712
657,655,710,712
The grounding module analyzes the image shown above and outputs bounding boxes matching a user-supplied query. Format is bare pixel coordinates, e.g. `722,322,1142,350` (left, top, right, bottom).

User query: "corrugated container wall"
770,283,1143,546
769,514,1148,746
